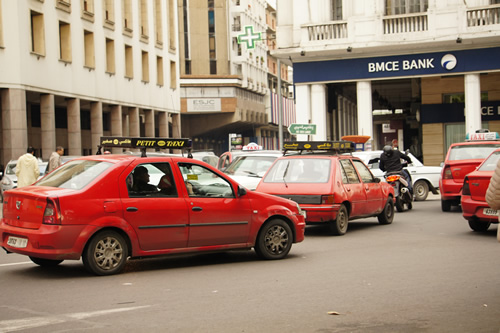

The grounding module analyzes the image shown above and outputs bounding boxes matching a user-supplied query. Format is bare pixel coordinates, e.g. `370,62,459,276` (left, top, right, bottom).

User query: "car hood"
227,174,261,191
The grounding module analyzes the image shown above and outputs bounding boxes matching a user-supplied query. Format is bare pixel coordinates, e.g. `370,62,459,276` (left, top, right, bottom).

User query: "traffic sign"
288,124,317,135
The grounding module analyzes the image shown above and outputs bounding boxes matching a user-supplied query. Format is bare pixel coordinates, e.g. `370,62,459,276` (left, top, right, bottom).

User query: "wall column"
357,80,373,149
129,107,140,137
1,89,27,162
90,101,103,154
311,84,327,141
67,98,82,156
294,84,311,141
464,73,482,135
144,109,155,137
40,94,55,160
110,105,123,154
158,112,169,137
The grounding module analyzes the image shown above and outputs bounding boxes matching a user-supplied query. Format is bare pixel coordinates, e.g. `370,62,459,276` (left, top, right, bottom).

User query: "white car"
1,159,47,202
223,151,282,190
351,150,442,201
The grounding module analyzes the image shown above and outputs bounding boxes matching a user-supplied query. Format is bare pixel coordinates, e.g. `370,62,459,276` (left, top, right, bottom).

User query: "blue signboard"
421,101,500,124
294,47,500,83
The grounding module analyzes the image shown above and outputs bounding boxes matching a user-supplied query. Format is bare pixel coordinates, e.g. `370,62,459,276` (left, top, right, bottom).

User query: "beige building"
0,0,181,165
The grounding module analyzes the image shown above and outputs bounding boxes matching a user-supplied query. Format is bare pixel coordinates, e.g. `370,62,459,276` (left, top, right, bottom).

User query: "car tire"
395,197,404,212
330,204,348,235
377,198,394,225
468,220,491,232
29,257,64,266
441,199,452,212
255,219,293,260
413,180,429,201
83,231,128,276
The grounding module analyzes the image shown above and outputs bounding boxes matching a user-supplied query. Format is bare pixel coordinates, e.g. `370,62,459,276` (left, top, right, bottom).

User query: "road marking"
0,262,32,267
0,305,151,331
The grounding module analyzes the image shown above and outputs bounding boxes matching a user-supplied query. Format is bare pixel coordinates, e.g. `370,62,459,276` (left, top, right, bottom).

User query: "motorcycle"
385,167,413,212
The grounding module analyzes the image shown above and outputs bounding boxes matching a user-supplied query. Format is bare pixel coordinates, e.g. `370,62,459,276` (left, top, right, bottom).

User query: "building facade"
0,0,181,165
274,0,500,165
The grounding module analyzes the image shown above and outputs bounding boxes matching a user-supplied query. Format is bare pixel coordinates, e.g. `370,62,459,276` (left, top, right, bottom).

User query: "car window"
448,144,500,161
6,163,16,175
262,158,331,183
128,162,178,198
478,151,500,171
352,160,376,183
225,156,277,177
178,162,234,198
339,159,360,184
36,160,113,190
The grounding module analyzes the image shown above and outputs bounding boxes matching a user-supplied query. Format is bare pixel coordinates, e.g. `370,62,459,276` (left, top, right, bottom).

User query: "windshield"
263,158,331,183
224,156,277,177
36,160,113,190
478,151,500,171
448,144,500,161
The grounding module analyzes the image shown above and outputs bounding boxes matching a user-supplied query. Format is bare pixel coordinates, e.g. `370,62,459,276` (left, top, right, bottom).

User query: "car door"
352,159,384,214
121,161,190,251
178,162,253,248
339,159,367,218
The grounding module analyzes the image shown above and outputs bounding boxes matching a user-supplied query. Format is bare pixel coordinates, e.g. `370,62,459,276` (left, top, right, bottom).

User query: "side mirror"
238,185,247,197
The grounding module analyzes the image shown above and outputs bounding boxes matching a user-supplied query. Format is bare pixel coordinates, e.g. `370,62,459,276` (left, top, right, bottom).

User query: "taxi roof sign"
283,141,355,154
465,132,500,141
98,137,192,157
242,142,263,151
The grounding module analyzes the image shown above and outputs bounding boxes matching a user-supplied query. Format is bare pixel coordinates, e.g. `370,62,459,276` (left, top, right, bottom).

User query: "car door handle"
192,207,203,211
126,207,138,212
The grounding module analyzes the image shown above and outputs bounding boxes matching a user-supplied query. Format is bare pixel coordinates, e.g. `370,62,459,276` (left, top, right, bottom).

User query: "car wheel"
330,204,348,235
468,220,491,232
255,219,293,260
395,197,404,212
413,180,429,201
29,257,63,266
441,199,452,212
83,231,128,276
377,198,394,225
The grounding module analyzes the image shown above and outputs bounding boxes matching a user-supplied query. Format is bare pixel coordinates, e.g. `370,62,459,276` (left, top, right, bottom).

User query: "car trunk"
257,182,333,205
446,160,483,183
466,171,493,202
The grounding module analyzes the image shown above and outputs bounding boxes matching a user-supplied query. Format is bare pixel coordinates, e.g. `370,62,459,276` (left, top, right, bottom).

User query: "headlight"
1,177,12,186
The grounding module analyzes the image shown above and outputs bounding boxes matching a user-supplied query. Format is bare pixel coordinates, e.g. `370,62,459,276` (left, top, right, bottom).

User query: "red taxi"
0,137,305,275
461,148,500,232
256,141,395,235
440,131,500,211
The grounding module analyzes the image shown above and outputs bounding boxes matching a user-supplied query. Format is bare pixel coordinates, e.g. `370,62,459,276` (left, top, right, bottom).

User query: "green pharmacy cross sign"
238,26,262,49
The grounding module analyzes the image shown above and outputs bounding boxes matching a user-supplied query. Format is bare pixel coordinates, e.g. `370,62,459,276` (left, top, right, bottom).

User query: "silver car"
1,159,47,202
351,150,442,201
223,151,282,190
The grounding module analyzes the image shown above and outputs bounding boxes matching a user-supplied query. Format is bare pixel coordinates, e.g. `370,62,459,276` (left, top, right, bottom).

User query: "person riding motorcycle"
379,145,413,193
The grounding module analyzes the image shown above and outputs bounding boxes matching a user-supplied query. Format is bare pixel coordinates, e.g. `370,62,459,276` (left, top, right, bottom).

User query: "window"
105,38,115,73
170,60,176,88
55,108,68,128
340,160,360,184
155,0,163,45
168,0,176,50
185,60,191,75
443,92,488,103
56,0,71,13
385,0,428,15
263,158,331,183
84,30,95,68
31,11,45,55
444,123,489,152
142,51,149,82
179,163,234,198
128,163,178,197
125,44,133,78
59,21,72,62
123,0,133,32
491,0,500,4
331,0,342,20
140,0,149,37
157,56,164,86
352,160,377,183
104,0,114,23
81,0,94,21
210,60,217,75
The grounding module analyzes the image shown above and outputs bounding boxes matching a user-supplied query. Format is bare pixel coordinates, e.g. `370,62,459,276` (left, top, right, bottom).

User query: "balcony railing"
383,13,428,34
467,4,500,27
305,21,347,41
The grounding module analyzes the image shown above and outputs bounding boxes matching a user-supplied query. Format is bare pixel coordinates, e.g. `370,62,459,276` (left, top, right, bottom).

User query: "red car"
256,141,395,235
0,137,305,275
461,148,500,232
440,134,500,211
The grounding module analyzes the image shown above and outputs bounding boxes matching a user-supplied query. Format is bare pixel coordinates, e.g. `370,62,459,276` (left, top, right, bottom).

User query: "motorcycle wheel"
395,197,404,212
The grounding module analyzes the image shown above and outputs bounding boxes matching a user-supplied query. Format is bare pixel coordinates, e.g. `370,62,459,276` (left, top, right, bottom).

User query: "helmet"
383,145,393,157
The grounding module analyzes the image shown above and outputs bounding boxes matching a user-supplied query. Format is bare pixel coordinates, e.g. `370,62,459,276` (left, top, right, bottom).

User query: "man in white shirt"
16,146,40,188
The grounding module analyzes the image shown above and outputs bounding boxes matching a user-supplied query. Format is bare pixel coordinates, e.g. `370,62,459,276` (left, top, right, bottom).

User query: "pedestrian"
485,159,500,243
47,146,64,173
15,146,40,188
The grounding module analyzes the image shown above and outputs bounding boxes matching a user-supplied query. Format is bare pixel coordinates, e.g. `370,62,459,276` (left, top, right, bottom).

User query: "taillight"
443,166,453,180
462,177,470,195
321,195,335,204
386,175,400,182
43,199,61,225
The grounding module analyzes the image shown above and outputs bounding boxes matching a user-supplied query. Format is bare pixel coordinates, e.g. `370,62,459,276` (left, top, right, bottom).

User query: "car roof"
449,140,500,147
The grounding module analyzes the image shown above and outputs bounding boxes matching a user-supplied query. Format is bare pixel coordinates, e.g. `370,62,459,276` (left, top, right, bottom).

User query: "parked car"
461,148,500,232
223,150,282,190
440,133,500,211
217,142,281,170
256,141,395,236
351,150,442,201
0,159,46,202
0,137,305,276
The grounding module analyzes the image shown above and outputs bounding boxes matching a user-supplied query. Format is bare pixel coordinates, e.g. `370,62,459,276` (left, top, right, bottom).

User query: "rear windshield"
448,144,500,161
262,158,331,183
478,151,500,171
36,160,112,190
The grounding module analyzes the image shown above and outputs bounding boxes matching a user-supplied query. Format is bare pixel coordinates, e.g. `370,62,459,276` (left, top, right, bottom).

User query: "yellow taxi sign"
283,141,355,153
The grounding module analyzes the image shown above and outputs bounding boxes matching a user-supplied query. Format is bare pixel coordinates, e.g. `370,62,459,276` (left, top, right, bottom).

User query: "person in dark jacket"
379,145,413,192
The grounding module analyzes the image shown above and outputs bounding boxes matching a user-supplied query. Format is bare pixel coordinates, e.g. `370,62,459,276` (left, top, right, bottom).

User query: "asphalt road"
0,197,499,333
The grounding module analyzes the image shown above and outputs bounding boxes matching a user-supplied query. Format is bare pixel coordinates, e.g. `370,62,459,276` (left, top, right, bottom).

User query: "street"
0,197,499,333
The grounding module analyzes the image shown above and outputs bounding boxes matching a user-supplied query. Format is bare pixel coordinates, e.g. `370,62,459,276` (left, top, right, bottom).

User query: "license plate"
483,208,499,216
6,236,28,248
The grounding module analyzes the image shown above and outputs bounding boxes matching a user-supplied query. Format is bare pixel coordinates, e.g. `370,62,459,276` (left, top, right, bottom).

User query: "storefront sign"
187,98,221,112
